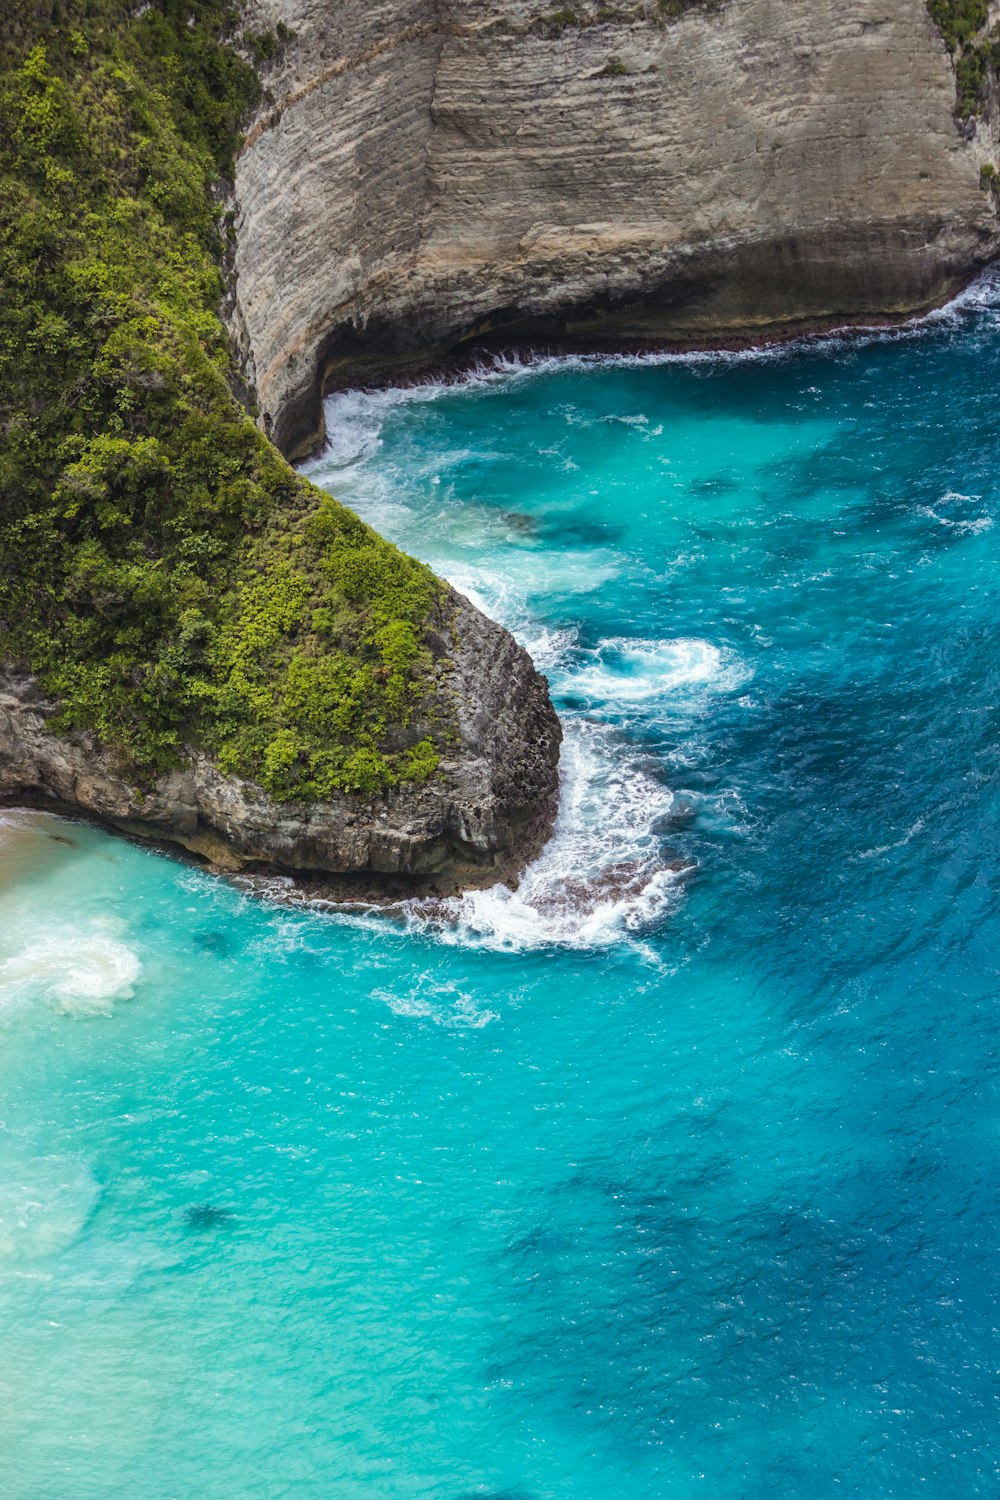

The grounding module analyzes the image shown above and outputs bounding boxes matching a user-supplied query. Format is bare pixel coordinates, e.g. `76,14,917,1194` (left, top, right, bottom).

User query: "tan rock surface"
230,0,999,456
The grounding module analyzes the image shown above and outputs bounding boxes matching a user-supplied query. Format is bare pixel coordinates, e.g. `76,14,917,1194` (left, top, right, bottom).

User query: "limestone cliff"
0,7,561,895
230,0,1000,457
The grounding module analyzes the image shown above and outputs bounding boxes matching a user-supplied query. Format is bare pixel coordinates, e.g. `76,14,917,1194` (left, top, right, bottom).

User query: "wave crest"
399,720,685,952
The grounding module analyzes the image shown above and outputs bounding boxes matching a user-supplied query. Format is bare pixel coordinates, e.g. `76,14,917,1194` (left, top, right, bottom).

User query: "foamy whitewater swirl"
400,719,681,952
0,921,142,1017
394,621,746,950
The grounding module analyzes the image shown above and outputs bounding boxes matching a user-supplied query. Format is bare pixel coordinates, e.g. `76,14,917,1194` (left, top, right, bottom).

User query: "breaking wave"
300,348,769,951
399,719,683,952
392,619,749,950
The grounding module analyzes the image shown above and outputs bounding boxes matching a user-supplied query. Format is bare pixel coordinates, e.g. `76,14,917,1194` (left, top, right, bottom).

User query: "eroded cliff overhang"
230,0,998,455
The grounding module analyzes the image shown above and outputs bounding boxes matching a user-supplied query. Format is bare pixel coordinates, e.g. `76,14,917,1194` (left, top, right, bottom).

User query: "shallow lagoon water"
4,283,1000,1496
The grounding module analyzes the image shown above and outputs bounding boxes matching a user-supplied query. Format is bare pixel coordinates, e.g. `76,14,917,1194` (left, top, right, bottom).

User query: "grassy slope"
0,0,444,800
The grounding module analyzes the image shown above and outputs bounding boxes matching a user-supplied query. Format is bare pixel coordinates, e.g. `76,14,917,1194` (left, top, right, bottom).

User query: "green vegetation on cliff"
927,0,1000,117
928,0,988,51
0,1,443,799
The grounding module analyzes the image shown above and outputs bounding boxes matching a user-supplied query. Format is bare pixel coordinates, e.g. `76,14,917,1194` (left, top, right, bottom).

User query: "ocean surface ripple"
4,278,1000,1496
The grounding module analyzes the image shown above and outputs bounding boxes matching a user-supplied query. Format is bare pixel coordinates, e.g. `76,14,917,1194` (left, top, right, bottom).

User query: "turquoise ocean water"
3,280,1000,1497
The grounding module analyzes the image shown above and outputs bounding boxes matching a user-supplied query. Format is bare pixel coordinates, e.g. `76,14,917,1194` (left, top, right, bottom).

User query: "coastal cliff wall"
0,7,561,893
231,0,1000,456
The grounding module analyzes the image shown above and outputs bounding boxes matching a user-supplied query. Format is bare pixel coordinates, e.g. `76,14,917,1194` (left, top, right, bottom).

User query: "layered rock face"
0,4,564,894
7,0,992,890
231,0,1000,457
0,589,560,892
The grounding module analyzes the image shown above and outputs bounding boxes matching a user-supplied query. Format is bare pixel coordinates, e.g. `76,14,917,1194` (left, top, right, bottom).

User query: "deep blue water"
3,283,1000,1497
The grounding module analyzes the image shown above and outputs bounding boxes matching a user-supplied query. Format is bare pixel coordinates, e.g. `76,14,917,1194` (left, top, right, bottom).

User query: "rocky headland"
0,0,998,891
0,587,560,893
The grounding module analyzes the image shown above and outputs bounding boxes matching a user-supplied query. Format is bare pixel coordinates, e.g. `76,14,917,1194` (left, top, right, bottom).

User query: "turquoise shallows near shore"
3,281,1000,1497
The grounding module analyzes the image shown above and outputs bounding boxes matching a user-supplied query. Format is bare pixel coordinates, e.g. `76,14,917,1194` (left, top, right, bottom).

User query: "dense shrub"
928,0,989,52
927,0,1000,118
0,2,443,798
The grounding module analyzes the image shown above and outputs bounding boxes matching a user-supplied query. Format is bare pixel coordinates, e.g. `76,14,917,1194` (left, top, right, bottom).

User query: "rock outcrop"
0,589,561,892
230,0,1000,457
0,4,563,895
5,0,996,891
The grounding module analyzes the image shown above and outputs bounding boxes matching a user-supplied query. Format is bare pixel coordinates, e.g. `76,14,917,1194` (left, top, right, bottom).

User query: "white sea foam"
856,818,926,861
374,976,499,1027
953,516,994,535
918,501,994,536
398,718,682,952
0,809,42,835
561,635,749,709
0,807,58,849
0,923,142,1016
434,556,577,668
0,1149,101,1264
390,548,728,949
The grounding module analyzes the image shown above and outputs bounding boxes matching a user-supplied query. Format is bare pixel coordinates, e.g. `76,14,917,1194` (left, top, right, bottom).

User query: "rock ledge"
0,589,562,892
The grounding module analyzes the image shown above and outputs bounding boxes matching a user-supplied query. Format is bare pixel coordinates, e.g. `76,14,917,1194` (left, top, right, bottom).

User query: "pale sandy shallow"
0,809,76,897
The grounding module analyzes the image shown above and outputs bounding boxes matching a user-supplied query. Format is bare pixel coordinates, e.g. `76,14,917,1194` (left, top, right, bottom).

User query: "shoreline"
0,796,695,938
292,267,996,461
6,269,994,915
0,791,556,909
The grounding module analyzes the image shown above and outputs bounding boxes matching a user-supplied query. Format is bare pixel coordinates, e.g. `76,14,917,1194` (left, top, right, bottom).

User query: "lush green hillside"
0,1,443,799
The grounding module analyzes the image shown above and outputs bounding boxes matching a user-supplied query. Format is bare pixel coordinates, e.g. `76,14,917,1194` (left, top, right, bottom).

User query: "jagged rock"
0,589,561,893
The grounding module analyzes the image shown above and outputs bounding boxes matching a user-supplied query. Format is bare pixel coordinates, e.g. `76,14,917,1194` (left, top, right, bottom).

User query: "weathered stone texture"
0,590,561,889
232,0,999,456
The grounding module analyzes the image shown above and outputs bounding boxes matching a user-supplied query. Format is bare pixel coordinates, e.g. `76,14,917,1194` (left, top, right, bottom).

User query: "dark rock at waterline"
0,588,562,896
184,1204,233,1231
192,928,232,956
